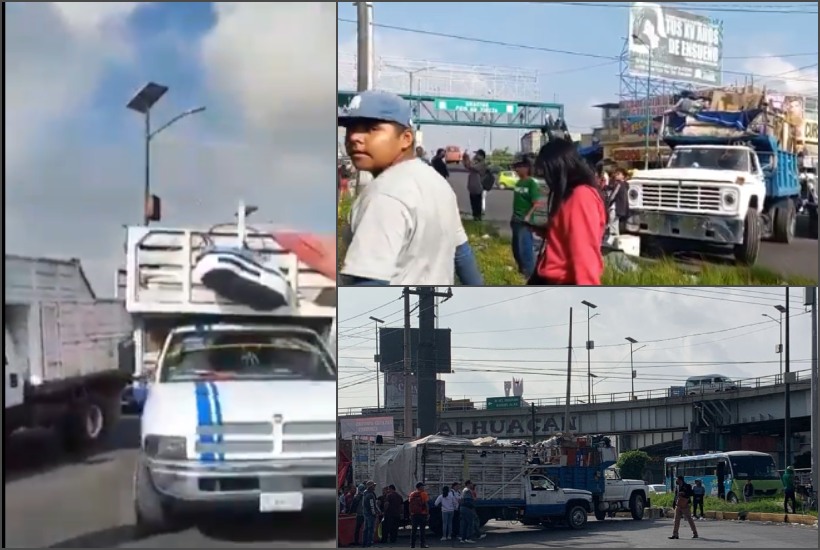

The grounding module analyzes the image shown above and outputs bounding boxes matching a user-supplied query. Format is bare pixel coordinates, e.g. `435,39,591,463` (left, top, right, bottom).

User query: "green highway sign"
487,396,522,410
436,98,519,115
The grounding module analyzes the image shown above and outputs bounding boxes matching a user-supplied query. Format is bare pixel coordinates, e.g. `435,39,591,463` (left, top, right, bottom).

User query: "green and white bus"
664,451,781,503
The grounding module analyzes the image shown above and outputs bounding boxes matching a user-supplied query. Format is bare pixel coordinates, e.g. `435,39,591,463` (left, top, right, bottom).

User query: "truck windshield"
668,148,750,172
729,455,779,480
160,328,336,383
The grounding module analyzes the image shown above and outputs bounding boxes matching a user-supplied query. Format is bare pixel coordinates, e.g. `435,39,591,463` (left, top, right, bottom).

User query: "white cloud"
743,56,819,96
338,287,814,412
5,3,336,295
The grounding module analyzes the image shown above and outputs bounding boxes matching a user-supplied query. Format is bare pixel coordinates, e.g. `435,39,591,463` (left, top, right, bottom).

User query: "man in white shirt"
339,90,482,286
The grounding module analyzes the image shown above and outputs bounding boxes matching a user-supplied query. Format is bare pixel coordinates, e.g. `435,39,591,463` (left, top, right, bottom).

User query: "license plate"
259,492,304,512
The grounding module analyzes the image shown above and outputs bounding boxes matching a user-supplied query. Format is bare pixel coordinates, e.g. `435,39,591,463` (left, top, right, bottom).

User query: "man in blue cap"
339,90,482,286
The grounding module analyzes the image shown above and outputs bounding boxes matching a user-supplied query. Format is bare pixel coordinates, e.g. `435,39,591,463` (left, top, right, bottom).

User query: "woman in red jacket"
528,139,606,285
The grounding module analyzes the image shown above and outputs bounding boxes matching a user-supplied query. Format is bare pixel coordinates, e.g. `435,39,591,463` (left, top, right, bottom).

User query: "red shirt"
535,185,605,285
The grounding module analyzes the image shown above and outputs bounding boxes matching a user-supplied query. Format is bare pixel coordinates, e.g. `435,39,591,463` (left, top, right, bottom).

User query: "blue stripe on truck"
208,381,225,461
195,381,216,462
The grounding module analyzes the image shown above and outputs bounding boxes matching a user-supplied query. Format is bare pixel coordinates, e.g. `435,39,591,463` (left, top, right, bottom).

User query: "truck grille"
282,440,336,454
194,421,334,457
641,183,722,212
283,421,335,436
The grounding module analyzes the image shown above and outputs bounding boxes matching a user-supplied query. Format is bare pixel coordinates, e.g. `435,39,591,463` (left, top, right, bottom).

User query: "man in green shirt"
510,153,542,276
782,465,797,513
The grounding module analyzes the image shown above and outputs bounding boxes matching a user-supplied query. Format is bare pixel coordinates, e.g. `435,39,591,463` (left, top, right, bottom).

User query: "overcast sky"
6,3,335,296
338,287,815,414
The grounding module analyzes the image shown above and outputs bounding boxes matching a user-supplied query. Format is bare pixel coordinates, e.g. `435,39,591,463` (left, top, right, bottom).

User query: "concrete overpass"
338,370,812,453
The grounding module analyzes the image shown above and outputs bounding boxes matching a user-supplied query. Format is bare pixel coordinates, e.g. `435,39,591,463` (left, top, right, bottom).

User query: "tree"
616,450,651,480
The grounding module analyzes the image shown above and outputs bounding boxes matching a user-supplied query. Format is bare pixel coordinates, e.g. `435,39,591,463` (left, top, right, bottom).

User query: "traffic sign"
436,98,518,115
487,396,522,410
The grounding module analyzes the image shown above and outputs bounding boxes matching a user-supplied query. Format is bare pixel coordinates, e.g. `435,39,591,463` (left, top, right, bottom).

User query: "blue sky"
337,1,819,151
6,3,335,294
338,287,815,413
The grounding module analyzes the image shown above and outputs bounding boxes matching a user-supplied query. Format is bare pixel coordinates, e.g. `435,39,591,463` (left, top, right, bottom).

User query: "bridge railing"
337,369,811,417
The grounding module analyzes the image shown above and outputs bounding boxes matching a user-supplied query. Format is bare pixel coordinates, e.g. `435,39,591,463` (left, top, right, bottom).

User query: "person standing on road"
782,465,797,513
362,481,379,548
382,485,404,544
459,480,478,543
339,90,483,286
463,149,490,221
669,475,699,539
352,484,366,546
408,482,430,548
431,148,450,179
744,479,755,503
692,479,706,519
451,481,462,540
528,138,606,285
509,153,542,277
435,485,458,541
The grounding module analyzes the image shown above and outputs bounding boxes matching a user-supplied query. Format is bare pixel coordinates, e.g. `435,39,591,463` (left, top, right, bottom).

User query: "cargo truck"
4,255,132,450
126,214,337,535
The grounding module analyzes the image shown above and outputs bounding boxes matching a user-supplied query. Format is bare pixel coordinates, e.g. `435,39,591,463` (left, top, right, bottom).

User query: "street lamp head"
369,316,385,324
126,82,168,114
625,336,638,344
187,106,207,116
581,300,598,309
774,305,787,314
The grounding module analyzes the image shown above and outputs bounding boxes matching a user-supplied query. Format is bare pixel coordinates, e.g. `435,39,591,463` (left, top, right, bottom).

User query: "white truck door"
604,468,627,501
4,329,25,408
525,475,564,514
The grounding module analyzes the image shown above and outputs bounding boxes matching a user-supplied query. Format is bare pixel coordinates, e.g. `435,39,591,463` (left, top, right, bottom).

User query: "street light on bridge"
626,337,639,400
762,303,787,378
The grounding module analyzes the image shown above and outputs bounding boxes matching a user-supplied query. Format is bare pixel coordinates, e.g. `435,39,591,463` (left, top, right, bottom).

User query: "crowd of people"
338,89,639,286
339,479,488,547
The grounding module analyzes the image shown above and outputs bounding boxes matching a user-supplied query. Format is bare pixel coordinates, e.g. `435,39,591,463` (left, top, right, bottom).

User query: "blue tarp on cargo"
664,108,781,152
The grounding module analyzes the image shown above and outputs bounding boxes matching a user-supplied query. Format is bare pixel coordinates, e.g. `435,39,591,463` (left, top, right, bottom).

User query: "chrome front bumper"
626,211,744,245
145,456,336,508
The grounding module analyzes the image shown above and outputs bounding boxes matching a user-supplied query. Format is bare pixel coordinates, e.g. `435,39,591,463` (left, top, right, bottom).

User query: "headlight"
628,186,641,204
144,435,187,460
720,189,739,211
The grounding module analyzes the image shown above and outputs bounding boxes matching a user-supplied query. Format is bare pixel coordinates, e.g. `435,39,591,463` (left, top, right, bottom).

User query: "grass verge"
337,195,816,286
650,494,817,517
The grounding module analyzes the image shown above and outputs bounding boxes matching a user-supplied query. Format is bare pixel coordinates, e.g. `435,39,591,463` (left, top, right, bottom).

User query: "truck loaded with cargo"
4,255,132,451
352,435,596,535
127,203,337,535
626,88,815,264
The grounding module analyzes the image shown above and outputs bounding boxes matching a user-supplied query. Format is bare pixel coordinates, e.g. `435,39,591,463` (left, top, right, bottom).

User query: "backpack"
481,170,496,191
408,491,426,515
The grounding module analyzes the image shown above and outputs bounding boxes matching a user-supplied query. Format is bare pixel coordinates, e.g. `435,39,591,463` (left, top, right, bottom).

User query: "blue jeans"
460,507,476,540
362,515,376,547
510,221,535,277
442,510,455,539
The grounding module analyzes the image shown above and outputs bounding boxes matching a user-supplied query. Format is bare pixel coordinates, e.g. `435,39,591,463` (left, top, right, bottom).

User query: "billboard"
628,2,723,87
384,371,446,409
618,94,676,140
378,327,452,374
339,416,395,440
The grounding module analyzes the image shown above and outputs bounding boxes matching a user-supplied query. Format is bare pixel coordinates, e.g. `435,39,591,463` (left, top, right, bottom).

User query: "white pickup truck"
124,220,337,535
594,467,650,521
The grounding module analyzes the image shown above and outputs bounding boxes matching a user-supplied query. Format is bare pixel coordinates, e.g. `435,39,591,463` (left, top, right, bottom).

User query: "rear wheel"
773,200,796,243
61,393,120,452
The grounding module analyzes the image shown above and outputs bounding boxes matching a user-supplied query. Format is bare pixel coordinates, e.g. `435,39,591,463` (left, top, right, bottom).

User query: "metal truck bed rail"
124,226,335,318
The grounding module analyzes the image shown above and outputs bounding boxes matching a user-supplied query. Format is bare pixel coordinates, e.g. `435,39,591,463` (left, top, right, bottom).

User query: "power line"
548,2,818,14
337,18,819,83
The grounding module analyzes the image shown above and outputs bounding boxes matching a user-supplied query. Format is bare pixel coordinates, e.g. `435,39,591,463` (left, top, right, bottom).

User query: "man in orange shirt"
408,482,430,548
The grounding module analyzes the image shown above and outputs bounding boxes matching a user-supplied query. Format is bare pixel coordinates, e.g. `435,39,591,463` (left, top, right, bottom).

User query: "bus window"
729,455,778,480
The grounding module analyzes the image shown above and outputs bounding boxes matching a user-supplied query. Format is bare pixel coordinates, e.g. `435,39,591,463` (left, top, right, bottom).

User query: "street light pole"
127,82,205,225
784,288,792,468
370,316,385,411
581,300,598,404
626,337,638,400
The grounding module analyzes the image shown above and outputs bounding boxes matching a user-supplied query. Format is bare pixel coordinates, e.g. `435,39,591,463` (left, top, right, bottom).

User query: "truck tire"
593,497,607,521
61,393,119,452
734,208,761,265
134,460,178,536
566,504,588,530
629,493,646,520
773,200,796,243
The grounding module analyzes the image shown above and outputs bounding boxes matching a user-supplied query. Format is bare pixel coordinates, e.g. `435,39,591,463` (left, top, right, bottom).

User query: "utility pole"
402,287,412,438
807,286,818,499
581,300,598,403
407,286,452,437
784,287,792,468
370,316,385,411
354,2,374,195
626,337,638,400
564,307,573,433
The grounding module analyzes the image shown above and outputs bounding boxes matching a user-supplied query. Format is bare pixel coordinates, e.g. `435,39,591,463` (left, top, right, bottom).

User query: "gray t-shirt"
341,158,468,285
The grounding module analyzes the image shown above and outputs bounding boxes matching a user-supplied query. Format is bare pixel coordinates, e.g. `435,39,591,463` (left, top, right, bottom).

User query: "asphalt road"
378,516,819,548
3,417,336,548
447,169,818,281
